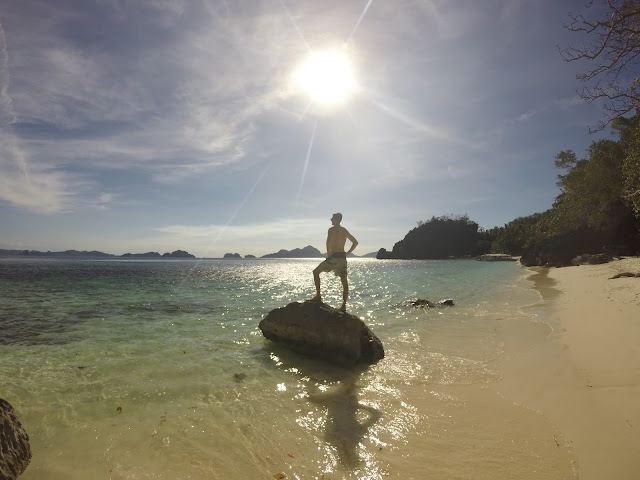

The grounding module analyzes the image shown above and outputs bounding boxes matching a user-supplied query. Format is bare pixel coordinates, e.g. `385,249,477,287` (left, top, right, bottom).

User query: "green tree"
612,115,640,220
490,213,545,255
550,139,629,236
560,1,640,224
381,214,485,259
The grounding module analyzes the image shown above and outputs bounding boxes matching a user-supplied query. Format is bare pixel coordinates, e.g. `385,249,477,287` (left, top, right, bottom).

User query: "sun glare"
294,49,355,106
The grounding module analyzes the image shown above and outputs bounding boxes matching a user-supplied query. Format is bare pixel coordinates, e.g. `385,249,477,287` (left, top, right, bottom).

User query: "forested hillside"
378,116,640,264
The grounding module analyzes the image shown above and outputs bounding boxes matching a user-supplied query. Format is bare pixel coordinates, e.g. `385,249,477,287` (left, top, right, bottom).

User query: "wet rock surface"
0,398,31,480
259,301,384,368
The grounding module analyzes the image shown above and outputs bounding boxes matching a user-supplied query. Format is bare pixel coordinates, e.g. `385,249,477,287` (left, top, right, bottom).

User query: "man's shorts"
315,252,347,279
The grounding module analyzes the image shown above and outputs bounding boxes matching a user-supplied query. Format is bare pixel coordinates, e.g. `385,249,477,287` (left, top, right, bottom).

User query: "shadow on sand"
262,343,381,469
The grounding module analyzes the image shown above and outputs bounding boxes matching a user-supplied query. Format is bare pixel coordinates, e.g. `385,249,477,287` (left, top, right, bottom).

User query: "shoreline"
496,257,640,480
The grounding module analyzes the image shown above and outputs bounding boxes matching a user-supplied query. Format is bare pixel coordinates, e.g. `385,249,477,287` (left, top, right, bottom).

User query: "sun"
294,49,356,106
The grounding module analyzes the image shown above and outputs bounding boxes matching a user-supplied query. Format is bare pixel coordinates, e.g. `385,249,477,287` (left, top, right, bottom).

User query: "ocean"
0,258,576,479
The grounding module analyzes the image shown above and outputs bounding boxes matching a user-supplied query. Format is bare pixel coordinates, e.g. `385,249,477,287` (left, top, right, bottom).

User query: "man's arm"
345,229,358,255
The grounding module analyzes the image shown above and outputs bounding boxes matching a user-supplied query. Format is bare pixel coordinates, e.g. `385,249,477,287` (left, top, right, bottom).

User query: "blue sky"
0,0,610,257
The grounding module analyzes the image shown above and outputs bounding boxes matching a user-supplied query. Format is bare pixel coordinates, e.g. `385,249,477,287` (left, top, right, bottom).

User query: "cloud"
155,217,325,240
153,217,330,256
4,1,290,177
0,20,90,213
0,130,92,213
0,0,607,256
554,95,584,109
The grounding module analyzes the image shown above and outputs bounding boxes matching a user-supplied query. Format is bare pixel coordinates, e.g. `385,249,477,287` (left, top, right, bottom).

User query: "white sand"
495,257,640,480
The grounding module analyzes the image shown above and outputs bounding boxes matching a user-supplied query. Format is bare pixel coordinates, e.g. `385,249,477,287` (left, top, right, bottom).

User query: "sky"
0,0,612,258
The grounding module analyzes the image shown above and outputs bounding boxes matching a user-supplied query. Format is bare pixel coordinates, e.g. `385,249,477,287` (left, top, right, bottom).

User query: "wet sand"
496,257,640,480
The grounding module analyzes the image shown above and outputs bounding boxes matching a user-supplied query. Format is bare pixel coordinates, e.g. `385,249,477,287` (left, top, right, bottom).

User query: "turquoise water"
0,258,575,479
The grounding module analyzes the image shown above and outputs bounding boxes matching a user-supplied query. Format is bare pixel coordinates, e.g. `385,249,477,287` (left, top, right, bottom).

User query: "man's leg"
339,276,348,312
311,267,322,301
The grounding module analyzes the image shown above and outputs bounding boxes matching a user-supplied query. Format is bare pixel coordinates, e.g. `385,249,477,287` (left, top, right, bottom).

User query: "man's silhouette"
311,213,358,312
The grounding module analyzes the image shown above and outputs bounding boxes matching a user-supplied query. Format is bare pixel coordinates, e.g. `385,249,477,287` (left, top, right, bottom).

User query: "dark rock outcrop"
571,253,612,266
259,301,384,368
403,298,455,307
0,398,31,479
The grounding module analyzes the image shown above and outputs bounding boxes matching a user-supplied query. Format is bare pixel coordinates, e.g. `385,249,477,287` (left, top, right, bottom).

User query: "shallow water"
0,258,576,479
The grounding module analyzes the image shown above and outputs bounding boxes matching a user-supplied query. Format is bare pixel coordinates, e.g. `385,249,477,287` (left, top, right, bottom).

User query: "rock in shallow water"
0,398,32,480
403,298,454,308
259,301,384,368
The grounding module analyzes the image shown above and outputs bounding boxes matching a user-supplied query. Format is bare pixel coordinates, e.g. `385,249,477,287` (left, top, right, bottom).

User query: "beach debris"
273,473,286,479
0,398,32,480
287,453,295,458
116,406,122,413
610,272,640,279
259,300,384,368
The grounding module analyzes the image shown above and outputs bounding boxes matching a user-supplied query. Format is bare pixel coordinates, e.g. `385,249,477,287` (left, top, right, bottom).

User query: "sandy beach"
496,257,640,480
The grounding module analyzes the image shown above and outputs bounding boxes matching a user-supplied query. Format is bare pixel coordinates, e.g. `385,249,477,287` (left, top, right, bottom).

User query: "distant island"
0,247,380,260
122,250,195,259
222,253,257,259
0,249,196,259
260,246,376,258
261,245,323,258
220,246,323,259
223,246,378,259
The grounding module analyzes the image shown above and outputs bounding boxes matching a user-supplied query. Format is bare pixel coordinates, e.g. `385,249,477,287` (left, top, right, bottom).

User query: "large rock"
0,398,31,479
259,301,384,367
571,253,612,266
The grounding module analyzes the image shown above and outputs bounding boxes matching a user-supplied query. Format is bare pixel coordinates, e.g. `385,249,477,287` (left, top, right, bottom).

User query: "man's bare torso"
326,225,350,257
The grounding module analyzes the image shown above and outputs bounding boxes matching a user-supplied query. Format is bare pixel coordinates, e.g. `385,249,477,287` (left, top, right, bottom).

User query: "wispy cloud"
0,0,608,254
0,130,92,213
0,20,89,213
155,217,326,239
4,1,293,186
554,95,584,109
154,217,329,256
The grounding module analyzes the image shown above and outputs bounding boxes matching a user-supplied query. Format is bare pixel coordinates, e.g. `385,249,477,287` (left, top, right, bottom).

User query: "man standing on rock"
311,212,358,312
